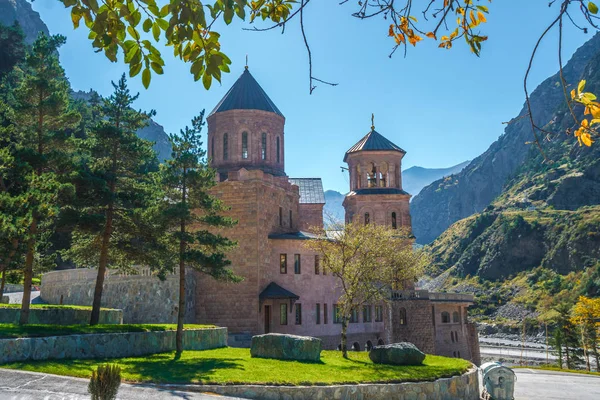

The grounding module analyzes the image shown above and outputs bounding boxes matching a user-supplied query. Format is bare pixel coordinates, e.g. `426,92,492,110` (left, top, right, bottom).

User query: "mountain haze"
403,161,470,198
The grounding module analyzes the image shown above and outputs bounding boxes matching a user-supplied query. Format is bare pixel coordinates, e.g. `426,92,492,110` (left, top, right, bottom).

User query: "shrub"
88,364,121,400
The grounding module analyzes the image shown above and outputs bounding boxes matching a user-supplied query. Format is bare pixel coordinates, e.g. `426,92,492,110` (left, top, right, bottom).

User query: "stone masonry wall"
297,203,324,232
467,322,481,366
41,268,196,324
433,303,473,361
194,366,479,400
0,327,227,364
0,307,122,325
387,300,436,354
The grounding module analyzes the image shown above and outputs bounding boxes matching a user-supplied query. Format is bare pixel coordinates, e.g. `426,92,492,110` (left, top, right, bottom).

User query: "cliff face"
0,0,48,44
411,33,600,244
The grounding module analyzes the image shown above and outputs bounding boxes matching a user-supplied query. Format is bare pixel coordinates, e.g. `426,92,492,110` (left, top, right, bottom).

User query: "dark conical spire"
209,68,283,117
343,129,406,162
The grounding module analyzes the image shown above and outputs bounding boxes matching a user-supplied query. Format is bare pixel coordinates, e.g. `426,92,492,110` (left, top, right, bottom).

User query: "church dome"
344,129,405,162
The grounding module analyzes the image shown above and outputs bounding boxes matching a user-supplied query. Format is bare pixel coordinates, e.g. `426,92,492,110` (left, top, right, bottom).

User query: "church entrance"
264,305,271,333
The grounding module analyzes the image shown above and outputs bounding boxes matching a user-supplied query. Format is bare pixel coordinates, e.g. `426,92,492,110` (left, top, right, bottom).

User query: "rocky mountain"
403,161,470,198
323,190,346,223
411,33,600,245
0,0,48,44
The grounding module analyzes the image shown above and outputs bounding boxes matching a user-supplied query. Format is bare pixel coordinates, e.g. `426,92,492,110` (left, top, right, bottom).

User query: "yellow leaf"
578,80,586,95
581,133,594,146
426,32,436,39
571,89,576,99
477,11,487,23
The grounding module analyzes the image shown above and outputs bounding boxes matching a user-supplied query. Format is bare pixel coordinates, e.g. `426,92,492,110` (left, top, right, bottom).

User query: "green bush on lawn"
0,323,215,339
0,347,471,385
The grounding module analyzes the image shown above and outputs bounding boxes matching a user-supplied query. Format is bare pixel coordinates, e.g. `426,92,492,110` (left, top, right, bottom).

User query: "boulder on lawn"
250,333,322,362
369,342,425,365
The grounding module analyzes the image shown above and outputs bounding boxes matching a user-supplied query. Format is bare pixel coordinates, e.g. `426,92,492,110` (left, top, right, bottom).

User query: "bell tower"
342,118,412,233
207,67,286,179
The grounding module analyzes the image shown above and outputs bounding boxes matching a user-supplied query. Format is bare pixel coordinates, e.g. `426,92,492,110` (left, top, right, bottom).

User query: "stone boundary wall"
168,366,479,400
2,284,24,294
41,268,196,324
0,307,122,325
0,327,227,364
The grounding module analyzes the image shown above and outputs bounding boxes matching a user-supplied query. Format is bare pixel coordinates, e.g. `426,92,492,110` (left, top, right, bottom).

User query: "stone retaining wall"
0,327,227,364
41,268,196,324
2,284,25,294
0,307,123,325
171,366,479,400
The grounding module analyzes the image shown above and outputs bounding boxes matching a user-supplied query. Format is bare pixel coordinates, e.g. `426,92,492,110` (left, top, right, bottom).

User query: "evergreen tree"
10,33,80,323
0,22,26,79
66,74,159,325
158,111,239,354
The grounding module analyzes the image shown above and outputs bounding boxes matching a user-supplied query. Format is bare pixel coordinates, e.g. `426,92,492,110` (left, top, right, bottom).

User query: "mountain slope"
411,33,600,244
403,160,470,197
0,0,48,44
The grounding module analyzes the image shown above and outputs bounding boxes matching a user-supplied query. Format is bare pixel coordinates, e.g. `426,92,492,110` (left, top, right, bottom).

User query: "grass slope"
0,324,214,339
0,348,471,385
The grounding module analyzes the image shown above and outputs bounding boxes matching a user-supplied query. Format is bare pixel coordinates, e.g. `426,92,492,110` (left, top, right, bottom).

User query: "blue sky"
32,1,592,193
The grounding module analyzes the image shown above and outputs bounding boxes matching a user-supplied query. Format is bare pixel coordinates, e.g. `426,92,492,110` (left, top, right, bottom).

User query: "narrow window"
399,307,407,325
280,254,287,274
289,210,293,228
316,303,321,324
314,255,320,275
455,331,459,342
242,131,248,159
211,137,214,159
333,304,341,324
441,311,450,323
451,331,455,343
294,254,301,274
295,303,302,325
223,133,228,160
279,207,283,226
350,307,359,323
457,351,461,358
261,132,267,160
363,305,372,322
364,212,370,225
392,212,397,229
375,305,383,322
276,136,280,163
453,311,460,323
280,303,287,325
453,351,457,357
324,303,328,324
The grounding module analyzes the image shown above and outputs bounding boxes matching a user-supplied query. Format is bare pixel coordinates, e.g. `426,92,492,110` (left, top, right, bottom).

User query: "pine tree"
66,74,159,325
158,111,240,354
11,33,80,323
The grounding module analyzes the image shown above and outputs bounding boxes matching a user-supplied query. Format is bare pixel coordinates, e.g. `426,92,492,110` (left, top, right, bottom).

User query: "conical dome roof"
343,129,405,162
209,68,283,117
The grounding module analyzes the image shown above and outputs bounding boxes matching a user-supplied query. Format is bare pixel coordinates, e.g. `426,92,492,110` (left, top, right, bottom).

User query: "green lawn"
0,323,214,339
0,348,471,385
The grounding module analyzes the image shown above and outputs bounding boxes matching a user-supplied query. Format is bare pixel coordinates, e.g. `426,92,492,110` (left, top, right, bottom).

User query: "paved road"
0,369,239,400
514,369,600,400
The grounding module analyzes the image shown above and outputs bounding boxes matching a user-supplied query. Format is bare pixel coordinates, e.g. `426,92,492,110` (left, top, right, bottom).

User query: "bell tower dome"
207,67,286,179
342,121,412,232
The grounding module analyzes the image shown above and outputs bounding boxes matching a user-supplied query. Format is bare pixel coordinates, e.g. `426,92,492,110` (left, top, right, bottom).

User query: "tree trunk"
90,206,113,325
0,268,6,298
19,217,37,325
176,171,187,355
341,317,348,358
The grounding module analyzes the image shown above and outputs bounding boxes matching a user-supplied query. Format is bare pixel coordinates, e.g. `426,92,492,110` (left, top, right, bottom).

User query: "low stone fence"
170,366,479,400
0,307,123,325
2,284,24,294
0,327,227,364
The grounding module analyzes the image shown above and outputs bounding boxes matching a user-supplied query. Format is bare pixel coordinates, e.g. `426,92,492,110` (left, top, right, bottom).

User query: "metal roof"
209,68,283,117
259,282,300,300
268,231,322,240
344,129,406,162
289,178,325,204
348,188,411,196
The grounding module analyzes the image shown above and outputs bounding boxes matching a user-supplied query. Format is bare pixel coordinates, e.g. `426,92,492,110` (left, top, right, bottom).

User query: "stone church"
41,67,480,365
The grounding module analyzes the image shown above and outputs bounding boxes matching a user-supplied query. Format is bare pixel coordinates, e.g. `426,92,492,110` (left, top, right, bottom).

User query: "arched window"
398,307,406,325
453,311,460,323
276,136,280,163
223,133,229,160
457,351,461,358
367,163,377,187
453,351,457,357
366,340,373,351
355,165,361,189
242,132,248,159
379,162,388,187
392,212,397,229
261,132,267,160
377,338,384,346
352,342,360,351
441,311,450,323
364,212,370,225
455,331,459,342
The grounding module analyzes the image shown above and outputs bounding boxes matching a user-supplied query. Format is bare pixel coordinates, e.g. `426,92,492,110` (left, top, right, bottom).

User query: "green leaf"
143,18,152,33
202,72,212,89
130,62,143,77
156,18,169,30
590,2,599,14
150,62,164,74
224,7,234,24
142,67,151,88
152,23,160,41
127,26,140,40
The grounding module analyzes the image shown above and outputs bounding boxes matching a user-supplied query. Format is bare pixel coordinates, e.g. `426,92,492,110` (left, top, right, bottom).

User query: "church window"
223,133,229,160
442,311,450,323
350,307,359,323
364,212,370,225
279,207,283,226
289,210,293,228
261,132,267,160
453,311,460,323
375,305,383,322
324,303,328,324
294,254,301,274
363,305,372,322
280,303,287,325
280,254,287,274
398,307,407,325
392,212,397,229
316,303,321,324
276,136,280,163
333,304,341,324
314,255,320,274
367,163,377,187
242,132,248,159
379,162,388,187
295,303,302,325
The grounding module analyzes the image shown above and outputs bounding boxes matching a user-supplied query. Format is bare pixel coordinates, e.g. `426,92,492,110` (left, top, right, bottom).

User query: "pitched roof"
344,129,406,162
259,282,300,300
268,231,322,240
209,68,283,117
289,178,325,204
